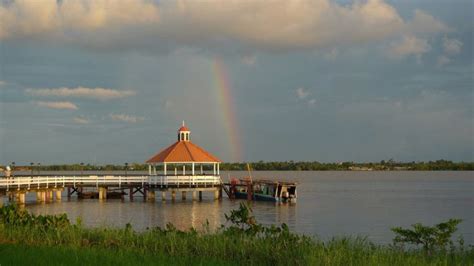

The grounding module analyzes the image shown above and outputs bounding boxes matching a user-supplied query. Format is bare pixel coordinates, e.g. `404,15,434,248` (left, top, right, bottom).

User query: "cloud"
73,117,89,124
296,87,316,107
0,0,449,53
36,101,78,110
0,0,159,40
443,37,463,55
296,88,310,99
436,55,451,67
387,35,430,59
0,80,6,87
110,114,144,123
26,87,135,100
407,10,450,34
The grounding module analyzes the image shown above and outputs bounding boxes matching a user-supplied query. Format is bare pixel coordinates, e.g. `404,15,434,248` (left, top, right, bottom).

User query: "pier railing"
0,175,221,191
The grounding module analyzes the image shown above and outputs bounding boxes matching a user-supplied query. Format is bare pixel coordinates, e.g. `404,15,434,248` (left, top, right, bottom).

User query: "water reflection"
1,171,472,244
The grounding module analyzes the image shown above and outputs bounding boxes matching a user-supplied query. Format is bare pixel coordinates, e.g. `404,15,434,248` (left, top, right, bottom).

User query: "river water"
5,171,473,244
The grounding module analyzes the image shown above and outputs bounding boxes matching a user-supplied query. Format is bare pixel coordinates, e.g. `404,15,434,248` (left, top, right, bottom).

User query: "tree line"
2,160,473,171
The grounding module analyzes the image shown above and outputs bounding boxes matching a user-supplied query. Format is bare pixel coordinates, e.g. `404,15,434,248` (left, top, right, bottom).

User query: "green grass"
0,243,231,266
0,204,472,265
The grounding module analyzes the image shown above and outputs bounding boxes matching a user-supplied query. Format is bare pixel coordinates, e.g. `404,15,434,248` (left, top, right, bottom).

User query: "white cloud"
0,80,6,86
110,114,144,123
408,10,450,34
387,35,431,59
0,0,159,40
296,87,316,107
296,88,310,99
436,55,451,67
26,87,135,100
73,117,89,124
443,37,463,55
36,101,78,110
0,0,449,53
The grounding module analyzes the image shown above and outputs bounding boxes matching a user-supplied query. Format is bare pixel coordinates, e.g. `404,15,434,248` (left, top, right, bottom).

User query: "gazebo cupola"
146,122,221,176
178,121,190,142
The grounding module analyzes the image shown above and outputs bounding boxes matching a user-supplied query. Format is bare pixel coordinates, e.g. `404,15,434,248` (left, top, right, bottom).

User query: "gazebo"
146,122,221,177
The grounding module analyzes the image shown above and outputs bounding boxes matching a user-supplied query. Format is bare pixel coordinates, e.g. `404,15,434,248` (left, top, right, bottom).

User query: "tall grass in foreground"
0,204,473,265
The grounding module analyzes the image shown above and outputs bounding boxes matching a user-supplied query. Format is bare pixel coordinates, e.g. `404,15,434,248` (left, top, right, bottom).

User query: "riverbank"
0,204,473,265
2,160,473,173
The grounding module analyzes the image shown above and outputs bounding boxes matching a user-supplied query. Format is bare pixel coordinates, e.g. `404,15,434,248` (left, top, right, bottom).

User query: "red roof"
146,141,221,163
178,126,189,131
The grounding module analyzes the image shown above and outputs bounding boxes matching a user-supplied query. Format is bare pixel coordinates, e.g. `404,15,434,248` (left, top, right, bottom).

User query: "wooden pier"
0,174,223,205
0,123,227,205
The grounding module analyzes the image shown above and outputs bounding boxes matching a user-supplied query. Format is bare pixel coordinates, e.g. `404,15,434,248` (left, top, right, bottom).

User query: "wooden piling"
55,190,62,201
36,191,43,202
18,192,26,204
181,191,186,200
199,191,202,201
192,191,197,201
99,187,107,200
161,191,166,201
147,190,155,202
171,191,176,201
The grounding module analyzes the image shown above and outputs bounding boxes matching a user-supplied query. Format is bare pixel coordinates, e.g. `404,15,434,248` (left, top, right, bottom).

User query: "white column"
192,162,195,176
148,165,152,175
183,165,186,175
164,163,167,176
153,165,157,175
174,167,177,175
213,163,216,175
200,164,203,175
217,163,220,175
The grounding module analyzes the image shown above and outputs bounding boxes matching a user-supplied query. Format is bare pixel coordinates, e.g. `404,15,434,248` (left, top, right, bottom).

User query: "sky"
0,0,472,164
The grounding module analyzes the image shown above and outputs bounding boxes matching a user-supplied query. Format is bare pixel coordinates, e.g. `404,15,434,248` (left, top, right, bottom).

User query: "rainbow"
213,57,242,162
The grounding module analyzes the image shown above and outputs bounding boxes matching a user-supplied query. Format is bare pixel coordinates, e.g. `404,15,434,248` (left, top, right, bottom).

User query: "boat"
223,164,297,203
229,179,297,203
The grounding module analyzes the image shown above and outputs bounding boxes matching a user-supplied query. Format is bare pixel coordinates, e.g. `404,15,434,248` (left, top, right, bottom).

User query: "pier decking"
0,174,223,205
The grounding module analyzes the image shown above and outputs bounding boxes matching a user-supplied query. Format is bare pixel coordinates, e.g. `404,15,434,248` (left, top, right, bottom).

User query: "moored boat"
227,178,297,203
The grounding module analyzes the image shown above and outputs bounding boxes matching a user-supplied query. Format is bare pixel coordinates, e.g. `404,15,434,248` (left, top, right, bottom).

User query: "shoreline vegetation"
0,204,473,265
1,160,473,172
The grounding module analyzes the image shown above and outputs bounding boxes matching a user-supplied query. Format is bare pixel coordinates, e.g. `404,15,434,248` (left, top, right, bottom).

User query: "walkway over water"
0,175,223,204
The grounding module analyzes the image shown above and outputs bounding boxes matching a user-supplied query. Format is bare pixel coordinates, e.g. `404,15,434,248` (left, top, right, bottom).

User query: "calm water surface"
8,171,473,244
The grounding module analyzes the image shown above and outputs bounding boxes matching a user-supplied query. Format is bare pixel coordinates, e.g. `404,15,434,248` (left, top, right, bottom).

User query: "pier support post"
147,190,155,202
0,196,3,207
171,191,176,201
41,191,47,202
192,191,197,201
36,191,42,202
18,192,26,204
129,188,133,201
199,191,202,201
99,187,107,200
8,192,14,202
55,190,62,201
161,191,166,201
67,187,71,199
181,191,186,201
214,189,219,200
49,190,53,202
